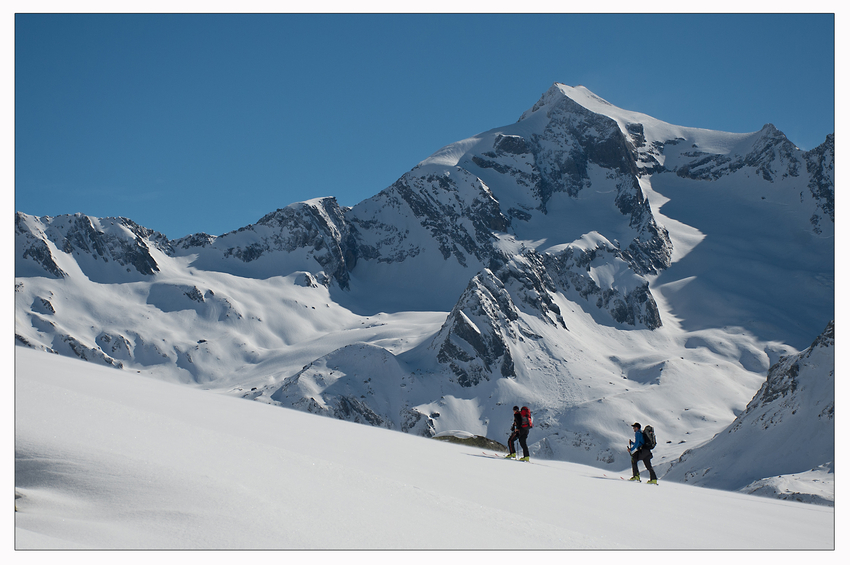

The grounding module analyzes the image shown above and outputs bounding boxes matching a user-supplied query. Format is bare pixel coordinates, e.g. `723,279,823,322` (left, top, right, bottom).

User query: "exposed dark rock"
543,243,663,330
527,93,639,206
432,270,521,386
741,321,834,415
494,133,530,155
805,134,835,226
16,213,67,279
433,434,508,451
352,168,509,270
675,124,802,182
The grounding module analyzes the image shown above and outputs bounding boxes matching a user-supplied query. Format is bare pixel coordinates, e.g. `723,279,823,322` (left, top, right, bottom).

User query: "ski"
482,452,533,463
604,473,640,481
482,451,520,460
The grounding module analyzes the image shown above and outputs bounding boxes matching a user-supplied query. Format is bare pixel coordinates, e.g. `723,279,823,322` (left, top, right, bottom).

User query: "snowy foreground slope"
15,83,834,509
14,347,834,550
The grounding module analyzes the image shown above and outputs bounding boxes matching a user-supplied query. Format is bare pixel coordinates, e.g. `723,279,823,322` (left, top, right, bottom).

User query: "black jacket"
512,412,524,432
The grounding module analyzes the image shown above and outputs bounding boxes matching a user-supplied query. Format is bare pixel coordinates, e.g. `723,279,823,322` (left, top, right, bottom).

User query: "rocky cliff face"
464,85,673,276
520,88,640,202
543,241,662,330
431,270,523,387
804,133,835,232
253,198,359,288
16,213,169,281
350,166,509,270
430,237,664,386
673,124,802,182
171,197,358,287
16,214,67,279
734,320,834,429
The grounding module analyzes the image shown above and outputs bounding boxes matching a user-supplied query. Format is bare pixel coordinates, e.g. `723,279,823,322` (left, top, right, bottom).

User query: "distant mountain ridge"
15,83,834,503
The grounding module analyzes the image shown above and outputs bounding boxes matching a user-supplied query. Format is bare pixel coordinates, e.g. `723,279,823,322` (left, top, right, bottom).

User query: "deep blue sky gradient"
15,13,835,239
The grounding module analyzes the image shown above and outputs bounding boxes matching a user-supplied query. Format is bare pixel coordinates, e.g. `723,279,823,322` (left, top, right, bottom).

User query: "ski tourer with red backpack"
505,406,533,461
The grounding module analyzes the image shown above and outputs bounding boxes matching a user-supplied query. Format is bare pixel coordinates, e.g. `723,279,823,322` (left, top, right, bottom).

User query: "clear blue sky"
15,13,835,239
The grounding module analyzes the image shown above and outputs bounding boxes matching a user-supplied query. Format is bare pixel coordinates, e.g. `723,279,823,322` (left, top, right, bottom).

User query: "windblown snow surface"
14,348,833,550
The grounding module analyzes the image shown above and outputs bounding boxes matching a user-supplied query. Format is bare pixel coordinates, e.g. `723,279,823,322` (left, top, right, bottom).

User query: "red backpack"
520,406,533,428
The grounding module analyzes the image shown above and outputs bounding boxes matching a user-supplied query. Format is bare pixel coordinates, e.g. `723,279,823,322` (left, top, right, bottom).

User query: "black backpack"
642,425,657,449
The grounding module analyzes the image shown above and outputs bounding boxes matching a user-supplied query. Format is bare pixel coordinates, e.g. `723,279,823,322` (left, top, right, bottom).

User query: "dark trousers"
631,448,657,480
509,428,529,457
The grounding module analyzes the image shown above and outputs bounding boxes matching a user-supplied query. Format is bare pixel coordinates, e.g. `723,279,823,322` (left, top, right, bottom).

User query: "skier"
505,406,531,461
628,422,657,484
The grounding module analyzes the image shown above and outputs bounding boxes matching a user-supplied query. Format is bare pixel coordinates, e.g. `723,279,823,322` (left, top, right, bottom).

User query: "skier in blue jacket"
628,422,657,483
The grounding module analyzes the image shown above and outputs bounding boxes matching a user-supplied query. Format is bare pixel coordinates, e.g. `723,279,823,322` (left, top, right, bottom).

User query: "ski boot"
519,456,530,462
647,479,658,485
505,453,516,459
628,475,641,482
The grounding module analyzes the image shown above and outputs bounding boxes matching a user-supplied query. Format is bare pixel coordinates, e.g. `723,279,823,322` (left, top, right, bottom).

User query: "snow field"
15,347,833,550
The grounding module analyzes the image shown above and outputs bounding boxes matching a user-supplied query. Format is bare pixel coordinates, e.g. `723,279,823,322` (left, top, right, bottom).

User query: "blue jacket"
630,429,645,453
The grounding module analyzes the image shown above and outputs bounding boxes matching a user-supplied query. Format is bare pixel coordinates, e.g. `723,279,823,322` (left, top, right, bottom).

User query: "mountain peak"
519,83,624,124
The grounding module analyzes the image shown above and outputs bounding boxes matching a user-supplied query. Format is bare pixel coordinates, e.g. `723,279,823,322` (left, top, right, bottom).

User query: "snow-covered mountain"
15,84,834,503
664,321,834,505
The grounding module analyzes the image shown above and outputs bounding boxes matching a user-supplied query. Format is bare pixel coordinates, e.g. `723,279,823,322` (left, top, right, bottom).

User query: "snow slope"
14,347,834,550
664,321,834,503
